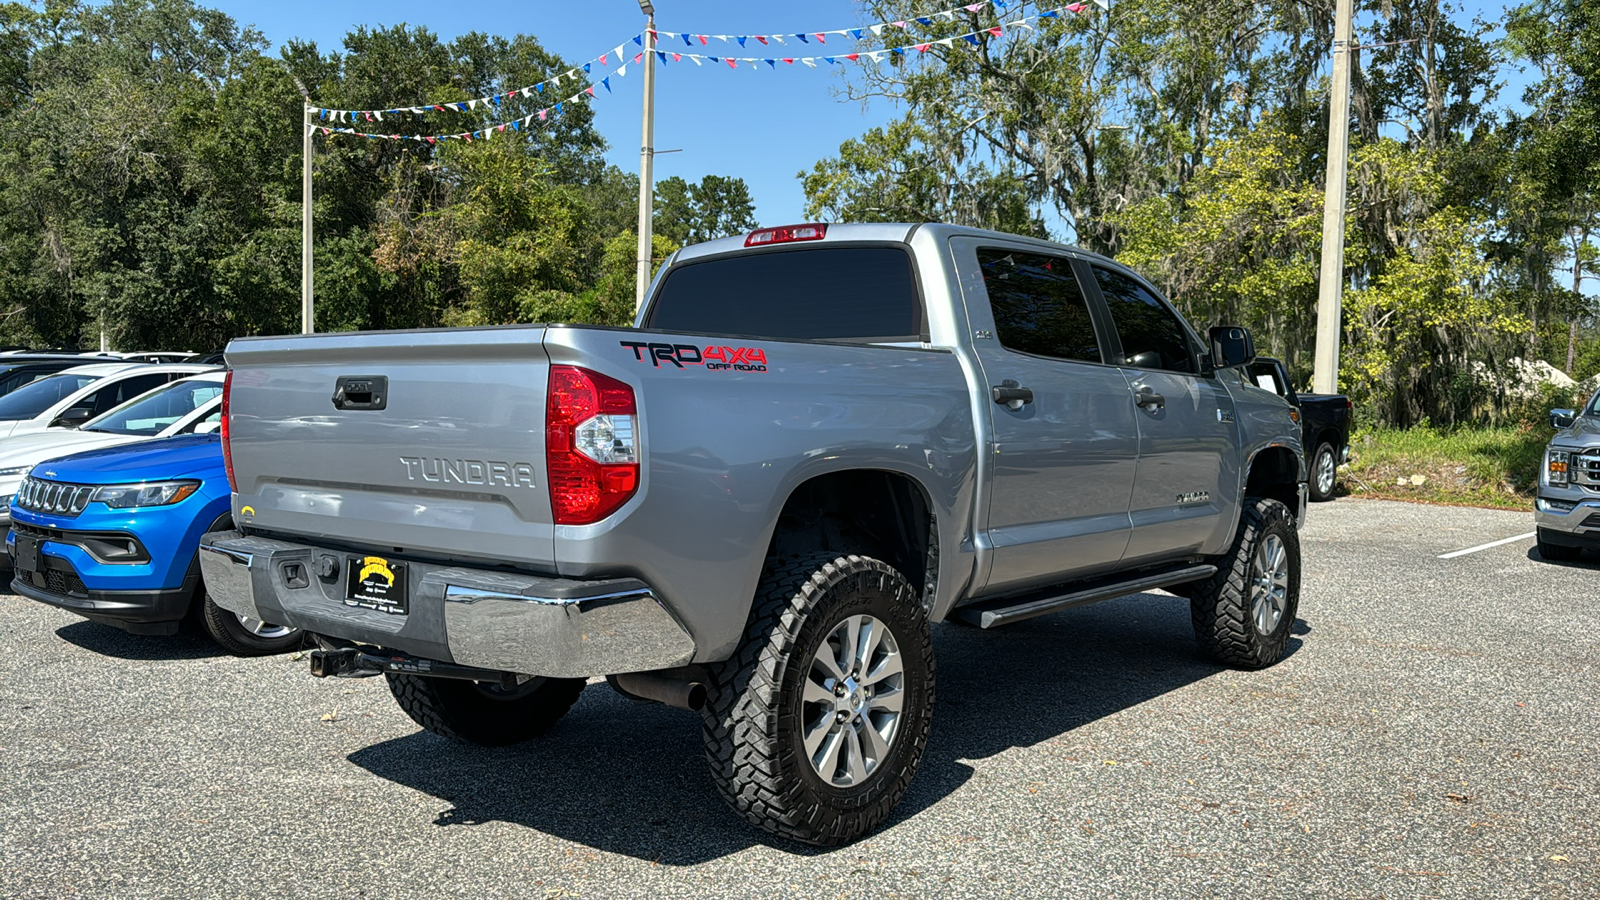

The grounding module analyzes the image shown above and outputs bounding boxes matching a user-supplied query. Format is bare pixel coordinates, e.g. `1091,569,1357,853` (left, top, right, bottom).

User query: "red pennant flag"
321,127,330,135
673,53,682,61
699,34,708,45
755,36,768,45
845,53,860,61
815,33,827,43
585,85,595,95
783,57,794,64
988,26,1003,36
915,43,930,52
726,57,737,68
1067,2,1087,10
599,53,608,65
507,90,518,98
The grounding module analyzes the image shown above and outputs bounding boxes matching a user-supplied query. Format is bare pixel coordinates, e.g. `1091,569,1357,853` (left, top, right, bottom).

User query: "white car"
0,371,226,555
0,362,216,441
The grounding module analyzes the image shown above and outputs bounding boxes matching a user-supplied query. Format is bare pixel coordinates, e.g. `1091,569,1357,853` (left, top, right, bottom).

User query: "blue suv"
7,433,302,654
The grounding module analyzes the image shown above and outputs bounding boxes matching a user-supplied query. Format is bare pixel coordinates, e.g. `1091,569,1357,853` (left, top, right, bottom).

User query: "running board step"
954,563,1217,629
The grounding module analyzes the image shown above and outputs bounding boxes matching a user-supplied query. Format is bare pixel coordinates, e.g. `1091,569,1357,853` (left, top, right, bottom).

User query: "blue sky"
214,0,902,227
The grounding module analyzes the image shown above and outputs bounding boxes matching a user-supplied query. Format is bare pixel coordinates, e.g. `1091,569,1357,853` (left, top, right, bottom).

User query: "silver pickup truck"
200,223,1307,845
1536,392,1600,561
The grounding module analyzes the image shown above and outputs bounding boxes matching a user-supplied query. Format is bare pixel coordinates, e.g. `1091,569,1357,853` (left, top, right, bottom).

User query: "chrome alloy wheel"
1316,449,1337,496
1250,533,1291,635
234,614,296,640
801,614,904,787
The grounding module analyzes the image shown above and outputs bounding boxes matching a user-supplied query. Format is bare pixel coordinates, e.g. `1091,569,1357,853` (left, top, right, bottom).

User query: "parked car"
7,433,303,654
0,354,127,399
0,372,225,562
1535,392,1600,561
201,222,1307,845
0,362,214,441
1245,357,1352,502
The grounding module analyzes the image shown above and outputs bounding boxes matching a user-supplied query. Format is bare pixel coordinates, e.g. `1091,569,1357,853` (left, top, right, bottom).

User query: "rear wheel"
701,553,934,846
1190,499,1301,669
200,593,304,656
1536,529,1584,562
385,672,586,746
1309,443,1338,502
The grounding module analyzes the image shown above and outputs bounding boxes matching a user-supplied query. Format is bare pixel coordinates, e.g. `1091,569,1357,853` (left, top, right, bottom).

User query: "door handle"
1135,386,1165,409
991,381,1034,407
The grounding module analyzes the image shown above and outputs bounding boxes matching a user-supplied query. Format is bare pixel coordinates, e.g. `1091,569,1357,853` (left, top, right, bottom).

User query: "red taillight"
546,365,639,525
744,223,827,247
220,369,236,492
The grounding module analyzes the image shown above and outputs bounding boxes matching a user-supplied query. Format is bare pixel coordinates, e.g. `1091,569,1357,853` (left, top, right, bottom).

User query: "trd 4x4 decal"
620,341,769,372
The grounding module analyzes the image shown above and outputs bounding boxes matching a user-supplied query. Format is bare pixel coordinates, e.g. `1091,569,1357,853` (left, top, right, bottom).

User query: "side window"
84,373,170,415
1093,266,1197,374
978,248,1101,363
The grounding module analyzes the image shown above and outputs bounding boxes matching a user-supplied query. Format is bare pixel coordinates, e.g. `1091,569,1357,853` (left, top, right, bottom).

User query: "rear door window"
646,246,923,341
1092,265,1198,374
978,249,1102,363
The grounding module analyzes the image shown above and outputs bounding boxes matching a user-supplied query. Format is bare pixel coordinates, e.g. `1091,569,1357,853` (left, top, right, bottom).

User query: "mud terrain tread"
385,672,585,746
1189,498,1299,669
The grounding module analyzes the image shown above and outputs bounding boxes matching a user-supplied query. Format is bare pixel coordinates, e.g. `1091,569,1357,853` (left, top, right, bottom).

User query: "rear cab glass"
645,245,925,341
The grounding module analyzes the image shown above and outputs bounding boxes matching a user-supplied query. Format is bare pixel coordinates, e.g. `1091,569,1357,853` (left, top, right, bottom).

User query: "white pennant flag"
617,63,627,77
939,10,956,20
773,35,786,44
613,45,625,63
1093,0,1109,7
871,23,886,36
374,110,384,121
938,37,955,46
690,54,703,65
716,34,729,42
868,50,886,62
801,57,817,67
469,99,479,110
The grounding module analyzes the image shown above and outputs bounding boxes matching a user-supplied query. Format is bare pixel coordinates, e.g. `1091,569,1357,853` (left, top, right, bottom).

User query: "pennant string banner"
311,32,644,120
313,3,1104,143
652,0,1091,49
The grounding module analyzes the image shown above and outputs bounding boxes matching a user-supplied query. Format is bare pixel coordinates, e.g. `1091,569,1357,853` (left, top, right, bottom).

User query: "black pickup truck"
1246,358,1351,502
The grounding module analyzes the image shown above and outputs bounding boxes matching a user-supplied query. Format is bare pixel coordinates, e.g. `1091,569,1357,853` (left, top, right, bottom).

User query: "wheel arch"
1244,445,1303,520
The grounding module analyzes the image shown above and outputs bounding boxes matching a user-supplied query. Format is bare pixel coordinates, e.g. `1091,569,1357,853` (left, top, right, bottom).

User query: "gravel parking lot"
1,498,1595,899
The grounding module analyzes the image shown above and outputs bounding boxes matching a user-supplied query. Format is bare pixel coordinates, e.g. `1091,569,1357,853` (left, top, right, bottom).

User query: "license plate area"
345,555,407,615
13,535,40,573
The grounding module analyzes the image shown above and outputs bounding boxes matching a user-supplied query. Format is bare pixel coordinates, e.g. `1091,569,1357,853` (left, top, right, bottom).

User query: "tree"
654,173,757,245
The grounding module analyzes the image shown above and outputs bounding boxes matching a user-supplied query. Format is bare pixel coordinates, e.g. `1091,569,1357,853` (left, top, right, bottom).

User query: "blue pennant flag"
850,29,863,39
491,96,501,105
682,33,692,46
656,50,667,63
633,34,643,46
536,83,544,93
456,102,469,112
555,103,563,114
964,34,980,45
892,47,905,55
766,58,775,68
319,109,328,119
583,63,591,73
824,56,835,64
1040,10,1058,17
796,33,808,43
512,121,521,131
709,55,720,63
917,17,933,25
601,76,611,93
737,36,747,47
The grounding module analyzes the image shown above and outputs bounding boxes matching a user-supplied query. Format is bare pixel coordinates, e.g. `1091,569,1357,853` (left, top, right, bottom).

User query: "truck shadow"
346,591,1305,864
53,620,227,661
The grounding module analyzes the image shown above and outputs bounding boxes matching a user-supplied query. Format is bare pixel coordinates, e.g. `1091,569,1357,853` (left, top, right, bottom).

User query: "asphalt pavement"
1,498,1595,898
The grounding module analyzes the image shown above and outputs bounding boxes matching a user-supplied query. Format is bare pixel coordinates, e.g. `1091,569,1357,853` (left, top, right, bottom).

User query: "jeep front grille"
14,476,94,517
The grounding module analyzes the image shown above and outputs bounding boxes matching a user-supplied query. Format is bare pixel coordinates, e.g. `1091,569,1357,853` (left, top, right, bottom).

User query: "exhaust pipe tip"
610,672,706,711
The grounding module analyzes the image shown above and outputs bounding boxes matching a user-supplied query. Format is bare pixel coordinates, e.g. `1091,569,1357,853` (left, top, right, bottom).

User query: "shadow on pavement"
348,591,1291,864
53,619,225,661
1526,547,1599,568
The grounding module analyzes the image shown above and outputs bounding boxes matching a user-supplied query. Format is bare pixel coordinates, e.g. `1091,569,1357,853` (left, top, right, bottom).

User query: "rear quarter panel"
544,326,977,661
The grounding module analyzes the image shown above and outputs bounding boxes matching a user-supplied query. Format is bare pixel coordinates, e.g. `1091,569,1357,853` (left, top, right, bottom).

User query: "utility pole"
1312,0,1354,394
302,104,315,334
635,3,657,314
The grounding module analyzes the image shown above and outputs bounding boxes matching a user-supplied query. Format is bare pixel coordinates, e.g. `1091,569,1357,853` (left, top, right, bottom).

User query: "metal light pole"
1312,0,1354,394
302,104,315,334
635,2,657,313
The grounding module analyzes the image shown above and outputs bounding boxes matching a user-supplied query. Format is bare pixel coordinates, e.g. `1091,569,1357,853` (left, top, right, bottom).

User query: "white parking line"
1438,531,1537,559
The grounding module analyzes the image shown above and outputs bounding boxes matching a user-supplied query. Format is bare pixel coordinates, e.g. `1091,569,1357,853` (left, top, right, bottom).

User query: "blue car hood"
29,433,225,484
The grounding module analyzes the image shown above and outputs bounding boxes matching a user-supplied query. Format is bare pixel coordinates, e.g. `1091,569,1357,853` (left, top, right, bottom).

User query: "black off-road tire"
200,593,305,656
1536,529,1584,563
1190,498,1301,669
1309,442,1339,502
385,672,586,746
700,553,934,846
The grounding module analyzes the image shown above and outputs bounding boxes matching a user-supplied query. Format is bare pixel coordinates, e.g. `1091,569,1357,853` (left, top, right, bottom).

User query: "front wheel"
701,553,934,846
200,593,304,656
385,672,586,746
1309,443,1338,502
1190,499,1301,669
1536,529,1584,563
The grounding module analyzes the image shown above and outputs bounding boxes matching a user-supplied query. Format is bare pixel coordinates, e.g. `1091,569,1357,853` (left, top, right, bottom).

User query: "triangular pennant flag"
321,126,330,134
535,83,544,93
850,29,863,39
539,109,547,120
455,102,468,112
709,55,720,63
585,85,595,96
633,53,642,63
783,57,794,64
965,2,984,10
823,56,836,64
599,53,608,66
737,36,747,47
614,45,625,62
1064,3,1084,12
744,58,756,68
938,37,955,46
766,58,775,68
964,34,980,45
682,33,692,45
892,46,905,55
988,26,1004,36
845,53,859,61
467,99,478,110
1094,0,1109,8
618,64,628,77
755,35,767,45
870,24,885,36
583,63,591,73
915,43,930,52
893,21,908,29
774,35,786,45
601,77,611,93
690,54,703,65
939,11,956,20
917,17,933,25
672,52,681,61
802,57,817,67
867,50,886,61
656,50,666,62
796,33,809,43
633,34,644,46
699,34,709,45
816,33,827,43
555,102,563,114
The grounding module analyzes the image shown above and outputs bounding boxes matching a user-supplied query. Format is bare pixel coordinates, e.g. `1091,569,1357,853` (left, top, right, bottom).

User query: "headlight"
0,465,31,477
1547,449,1571,486
91,480,201,509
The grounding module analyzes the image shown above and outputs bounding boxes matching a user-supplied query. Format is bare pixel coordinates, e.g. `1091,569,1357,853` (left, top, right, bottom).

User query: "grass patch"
1342,424,1552,509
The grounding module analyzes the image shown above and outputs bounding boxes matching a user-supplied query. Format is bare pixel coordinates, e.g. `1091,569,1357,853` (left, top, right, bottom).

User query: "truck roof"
671,222,1120,270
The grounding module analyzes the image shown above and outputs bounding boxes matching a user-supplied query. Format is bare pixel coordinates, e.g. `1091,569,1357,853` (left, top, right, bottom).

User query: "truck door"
953,239,1139,595
1083,262,1239,563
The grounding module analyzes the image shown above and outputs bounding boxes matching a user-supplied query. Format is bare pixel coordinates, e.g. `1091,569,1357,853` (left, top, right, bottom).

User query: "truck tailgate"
225,327,557,568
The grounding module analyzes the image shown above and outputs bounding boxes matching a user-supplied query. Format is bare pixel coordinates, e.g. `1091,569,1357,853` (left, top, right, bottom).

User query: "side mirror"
1551,408,1577,430
52,407,93,428
1209,326,1256,369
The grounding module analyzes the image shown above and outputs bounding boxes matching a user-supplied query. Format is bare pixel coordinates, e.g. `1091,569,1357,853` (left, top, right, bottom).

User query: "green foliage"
655,174,757,245
1344,423,1559,508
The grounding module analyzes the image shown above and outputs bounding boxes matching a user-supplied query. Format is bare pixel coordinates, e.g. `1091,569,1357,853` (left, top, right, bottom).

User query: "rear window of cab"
645,246,924,342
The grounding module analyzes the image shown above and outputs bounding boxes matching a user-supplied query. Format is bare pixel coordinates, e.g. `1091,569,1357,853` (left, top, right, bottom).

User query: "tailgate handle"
332,375,388,410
